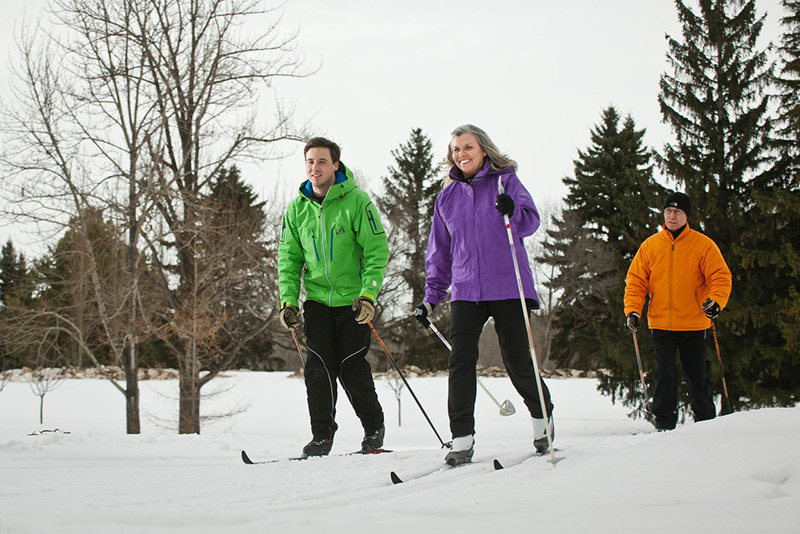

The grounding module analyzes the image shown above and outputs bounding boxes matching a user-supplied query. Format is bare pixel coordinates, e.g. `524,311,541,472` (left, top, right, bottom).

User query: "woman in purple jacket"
414,124,554,466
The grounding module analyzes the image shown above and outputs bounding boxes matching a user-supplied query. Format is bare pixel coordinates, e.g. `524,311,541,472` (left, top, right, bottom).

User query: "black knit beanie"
663,192,692,218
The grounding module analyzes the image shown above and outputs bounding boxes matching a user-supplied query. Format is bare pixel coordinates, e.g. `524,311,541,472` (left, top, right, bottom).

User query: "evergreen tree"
770,0,800,358
660,0,799,407
660,0,772,252
774,0,800,159
543,107,663,388
0,240,33,370
194,165,281,371
0,241,28,310
375,128,445,369
33,208,126,368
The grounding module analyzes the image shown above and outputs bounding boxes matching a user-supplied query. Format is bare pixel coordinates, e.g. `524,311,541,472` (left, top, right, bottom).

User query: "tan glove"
352,297,375,325
279,305,300,330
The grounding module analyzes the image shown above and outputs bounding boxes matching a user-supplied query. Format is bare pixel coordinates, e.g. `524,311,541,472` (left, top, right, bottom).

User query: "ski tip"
493,459,504,470
241,450,255,465
390,471,403,484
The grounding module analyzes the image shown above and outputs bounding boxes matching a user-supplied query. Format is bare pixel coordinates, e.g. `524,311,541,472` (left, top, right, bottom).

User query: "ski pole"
290,329,306,366
367,321,448,448
711,321,733,415
426,320,516,416
631,331,651,411
497,177,561,466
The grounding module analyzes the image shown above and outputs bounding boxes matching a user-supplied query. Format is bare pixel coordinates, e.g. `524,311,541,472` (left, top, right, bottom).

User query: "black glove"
352,297,375,324
495,193,514,217
625,312,640,333
413,302,434,327
702,298,721,320
279,304,300,330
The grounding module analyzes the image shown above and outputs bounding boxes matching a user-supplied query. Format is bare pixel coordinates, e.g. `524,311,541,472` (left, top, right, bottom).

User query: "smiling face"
305,147,339,197
664,207,688,231
451,133,487,180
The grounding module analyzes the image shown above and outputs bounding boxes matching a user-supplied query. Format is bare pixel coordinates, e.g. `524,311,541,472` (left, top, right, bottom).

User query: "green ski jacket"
278,162,389,308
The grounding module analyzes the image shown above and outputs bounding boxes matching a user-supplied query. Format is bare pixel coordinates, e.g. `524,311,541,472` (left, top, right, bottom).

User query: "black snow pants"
448,299,553,438
302,300,384,440
650,328,716,430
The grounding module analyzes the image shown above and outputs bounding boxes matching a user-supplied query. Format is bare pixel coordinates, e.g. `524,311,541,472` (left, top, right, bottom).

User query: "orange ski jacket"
624,224,732,331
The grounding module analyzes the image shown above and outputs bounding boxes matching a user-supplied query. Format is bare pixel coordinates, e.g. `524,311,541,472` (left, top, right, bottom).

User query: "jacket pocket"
311,229,320,261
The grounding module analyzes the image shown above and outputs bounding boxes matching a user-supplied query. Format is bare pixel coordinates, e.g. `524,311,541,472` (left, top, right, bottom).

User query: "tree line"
2,0,799,433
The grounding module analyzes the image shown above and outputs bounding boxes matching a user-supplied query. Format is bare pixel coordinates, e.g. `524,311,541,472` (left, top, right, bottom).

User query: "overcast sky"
0,0,788,252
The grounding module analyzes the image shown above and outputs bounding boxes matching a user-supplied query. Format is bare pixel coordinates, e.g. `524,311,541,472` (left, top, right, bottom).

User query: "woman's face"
451,133,487,179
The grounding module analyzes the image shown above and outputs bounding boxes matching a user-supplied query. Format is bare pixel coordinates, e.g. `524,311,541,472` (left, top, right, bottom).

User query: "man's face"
664,207,687,231
305,147,339,195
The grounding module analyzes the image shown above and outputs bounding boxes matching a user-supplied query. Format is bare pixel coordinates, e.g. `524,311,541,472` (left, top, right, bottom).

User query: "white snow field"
0,371,797,533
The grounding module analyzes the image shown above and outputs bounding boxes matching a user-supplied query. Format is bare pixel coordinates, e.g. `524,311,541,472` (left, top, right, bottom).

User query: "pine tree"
195,165,280,371
774,0,800,157
375,128,445,369
770,0,800,358
0,240,33,370
544,107,664,383
0,241,28,309
660,0,799,407
660,0,772,254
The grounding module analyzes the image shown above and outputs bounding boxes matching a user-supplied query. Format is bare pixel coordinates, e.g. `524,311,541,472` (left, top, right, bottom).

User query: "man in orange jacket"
624,192,732,431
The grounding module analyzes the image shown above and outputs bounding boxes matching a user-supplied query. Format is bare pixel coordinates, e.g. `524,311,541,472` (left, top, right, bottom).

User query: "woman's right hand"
413,302,434,327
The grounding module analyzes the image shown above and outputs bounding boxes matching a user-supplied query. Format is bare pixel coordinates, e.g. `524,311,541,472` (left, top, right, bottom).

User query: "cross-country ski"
241,448,392,465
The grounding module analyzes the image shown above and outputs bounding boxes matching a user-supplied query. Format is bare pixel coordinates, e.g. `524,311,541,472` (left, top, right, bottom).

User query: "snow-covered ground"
0,371,797,533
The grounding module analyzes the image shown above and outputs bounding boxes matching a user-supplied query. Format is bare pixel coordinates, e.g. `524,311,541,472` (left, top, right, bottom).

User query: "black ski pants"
650,328,716,430
302,300,384,440
448,299,553,438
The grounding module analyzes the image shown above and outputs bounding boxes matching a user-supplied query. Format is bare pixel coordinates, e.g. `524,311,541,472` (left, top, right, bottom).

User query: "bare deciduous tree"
27,332,67,424
128,0,307,433
1,0,308,434
526,200,562,370
1,18,155,432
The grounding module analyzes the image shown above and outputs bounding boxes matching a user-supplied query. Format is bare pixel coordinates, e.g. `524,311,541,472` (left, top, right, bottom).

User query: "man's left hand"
353,297,375,324
702,298,721,320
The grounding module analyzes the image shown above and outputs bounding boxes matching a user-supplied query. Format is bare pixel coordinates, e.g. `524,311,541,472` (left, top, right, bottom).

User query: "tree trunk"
178,350,201,434
124,342,140,434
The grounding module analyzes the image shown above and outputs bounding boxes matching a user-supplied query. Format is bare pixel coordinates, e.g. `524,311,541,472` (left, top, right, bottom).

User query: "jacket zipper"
668,240,675,330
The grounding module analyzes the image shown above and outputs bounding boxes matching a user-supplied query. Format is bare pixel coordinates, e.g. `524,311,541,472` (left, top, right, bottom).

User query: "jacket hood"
445,159,515,188
299,161,355,199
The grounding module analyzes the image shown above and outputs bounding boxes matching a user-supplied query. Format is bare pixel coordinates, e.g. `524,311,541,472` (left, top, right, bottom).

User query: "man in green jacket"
278,137,390,457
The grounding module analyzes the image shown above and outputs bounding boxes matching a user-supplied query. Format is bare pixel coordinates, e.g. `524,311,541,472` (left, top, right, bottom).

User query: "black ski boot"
302,437,333,457
361,424,385,452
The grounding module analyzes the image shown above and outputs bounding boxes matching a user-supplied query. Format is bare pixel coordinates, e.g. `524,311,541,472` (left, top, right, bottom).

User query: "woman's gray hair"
446,124,517,172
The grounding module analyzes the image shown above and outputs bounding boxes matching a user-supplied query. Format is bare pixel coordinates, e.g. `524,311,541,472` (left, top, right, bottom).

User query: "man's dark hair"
304,137,341,163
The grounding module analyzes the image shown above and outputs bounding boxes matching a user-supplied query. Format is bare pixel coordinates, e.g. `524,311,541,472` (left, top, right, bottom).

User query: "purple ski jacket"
424,159,540,306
